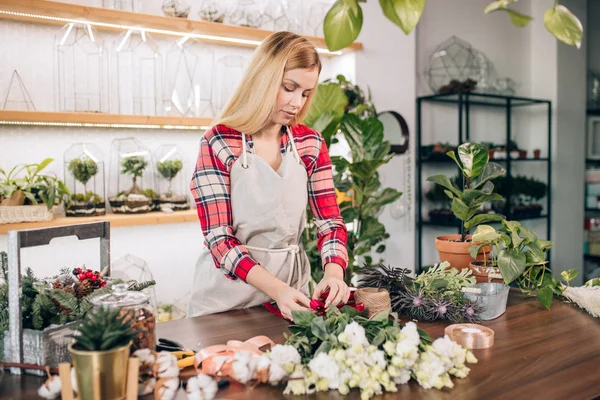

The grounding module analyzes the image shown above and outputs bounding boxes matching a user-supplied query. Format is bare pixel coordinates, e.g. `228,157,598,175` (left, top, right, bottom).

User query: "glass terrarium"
63,143,106,217
55,22,107,112
108,137,156,214
103,0,141,12
153,145,190,211
115,30,162,115
226,0,264,28
214,55,249,112
163,37,215,117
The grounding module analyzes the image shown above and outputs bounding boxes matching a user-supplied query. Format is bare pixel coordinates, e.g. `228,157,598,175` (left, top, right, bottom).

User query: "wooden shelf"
0,0,362,55
0,209,198,235
0,110,212,129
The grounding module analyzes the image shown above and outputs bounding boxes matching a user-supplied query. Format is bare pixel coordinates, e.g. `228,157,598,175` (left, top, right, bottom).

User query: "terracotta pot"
435,234,491,270
468,261,504,284
533,149,541,159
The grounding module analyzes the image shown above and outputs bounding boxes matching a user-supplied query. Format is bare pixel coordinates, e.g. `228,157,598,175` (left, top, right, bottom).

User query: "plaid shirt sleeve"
295,125,349,272
190,126,258,282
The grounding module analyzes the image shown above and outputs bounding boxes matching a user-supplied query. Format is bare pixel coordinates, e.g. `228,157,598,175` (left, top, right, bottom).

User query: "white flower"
155,351,179,378
269,344,301,366
392,368,411,385
231,351,257,384
258,353,287,384
186,374,218,400
38,375,61,399
155,377,179,400
343,322,369,348
466,350,478,364
383,340,396,356
395,340,420,368
308,352,340,389
399,321,421,347
372,350,387,369
412,348,450,390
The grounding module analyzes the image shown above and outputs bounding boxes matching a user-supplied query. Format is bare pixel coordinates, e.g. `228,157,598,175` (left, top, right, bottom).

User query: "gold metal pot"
68,341,131,400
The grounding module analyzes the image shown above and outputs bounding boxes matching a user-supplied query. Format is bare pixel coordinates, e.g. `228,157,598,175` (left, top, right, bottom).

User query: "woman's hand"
273,285,312,321
313,263,349,308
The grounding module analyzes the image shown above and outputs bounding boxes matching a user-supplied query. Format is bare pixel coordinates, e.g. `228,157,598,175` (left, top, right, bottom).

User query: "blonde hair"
213,31,322,134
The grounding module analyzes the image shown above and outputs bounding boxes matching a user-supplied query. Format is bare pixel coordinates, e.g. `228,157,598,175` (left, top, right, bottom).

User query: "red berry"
90,275,97,281
100,281,106,288
78,274,85,280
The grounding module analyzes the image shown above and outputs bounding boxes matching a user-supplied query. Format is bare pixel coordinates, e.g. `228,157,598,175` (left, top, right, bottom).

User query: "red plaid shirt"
190,124,348,282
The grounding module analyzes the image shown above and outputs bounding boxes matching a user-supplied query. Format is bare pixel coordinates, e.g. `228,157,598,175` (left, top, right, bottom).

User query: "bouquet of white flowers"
230,306,478,399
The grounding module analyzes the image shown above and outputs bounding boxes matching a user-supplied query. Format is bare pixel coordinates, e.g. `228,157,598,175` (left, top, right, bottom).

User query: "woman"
188,31,349,321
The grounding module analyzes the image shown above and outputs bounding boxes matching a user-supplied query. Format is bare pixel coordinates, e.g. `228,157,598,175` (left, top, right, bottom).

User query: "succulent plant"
71,306,138,352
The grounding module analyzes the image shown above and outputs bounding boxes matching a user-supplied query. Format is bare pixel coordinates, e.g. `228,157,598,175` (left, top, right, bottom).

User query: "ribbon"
444,323,495,349
193,336,275,377
263,289,365,321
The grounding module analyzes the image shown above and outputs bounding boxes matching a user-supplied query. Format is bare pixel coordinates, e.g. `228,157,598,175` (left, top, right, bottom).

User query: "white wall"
355,1,417,273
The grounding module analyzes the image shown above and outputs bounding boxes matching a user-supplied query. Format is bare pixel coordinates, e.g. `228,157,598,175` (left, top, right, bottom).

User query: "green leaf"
291,310,316,327
497,248,526,284
311,317,329,341
315,340,332,356
323,0,364,52
484,0,513,14
585,278,600,287
506,8,533,27
560,269,579,283
544,5,583,49
471,163,506,189
519,225,538,242
309,111,337,147
469,244,486,259
537,286,553,310
464,213,504,230
304,83,348,129
457,143,489,178
451,197,470,221
426,175,461,197
370,308,391,322
340,305,362,319
37,158,54,172
379,0,426,35
472,224,501,243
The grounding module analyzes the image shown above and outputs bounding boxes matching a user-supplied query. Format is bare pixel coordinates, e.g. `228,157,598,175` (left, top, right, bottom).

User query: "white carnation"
269,344,301,366
308,353,340,388
400,321,421,347
343,322,369,348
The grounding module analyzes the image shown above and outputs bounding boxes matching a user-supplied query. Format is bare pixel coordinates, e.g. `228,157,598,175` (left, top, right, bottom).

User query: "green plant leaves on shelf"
379,0,426,35
452,143,489,179
471,163,506,189
497,248,526,284
544,4,583,49
323,0,364,51
303,83,347,146
463,213,504,230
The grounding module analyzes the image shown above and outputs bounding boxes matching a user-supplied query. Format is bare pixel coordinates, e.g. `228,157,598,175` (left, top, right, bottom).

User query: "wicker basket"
0,204,54,224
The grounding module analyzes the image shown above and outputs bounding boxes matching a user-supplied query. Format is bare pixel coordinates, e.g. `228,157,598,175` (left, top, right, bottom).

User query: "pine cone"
62,276,75,287
53,280,63,289
64,285,75,295
75,280,93,299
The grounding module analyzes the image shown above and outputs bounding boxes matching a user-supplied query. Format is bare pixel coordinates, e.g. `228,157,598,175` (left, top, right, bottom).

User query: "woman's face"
272,67,319,126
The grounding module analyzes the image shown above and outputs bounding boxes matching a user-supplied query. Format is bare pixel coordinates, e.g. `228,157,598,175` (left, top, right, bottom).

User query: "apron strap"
241,132,249,169
245,244,300,286
285,125,302,165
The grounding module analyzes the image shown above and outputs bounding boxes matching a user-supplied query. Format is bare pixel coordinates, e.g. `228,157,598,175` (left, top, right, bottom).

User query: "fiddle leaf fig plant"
426,143,506,241
322,0,583,51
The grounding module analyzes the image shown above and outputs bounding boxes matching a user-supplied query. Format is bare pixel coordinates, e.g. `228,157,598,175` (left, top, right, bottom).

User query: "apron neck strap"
241,132,249,169
285,126,302,164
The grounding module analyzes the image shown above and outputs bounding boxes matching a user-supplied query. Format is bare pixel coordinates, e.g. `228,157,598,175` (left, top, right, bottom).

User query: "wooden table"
2,291,600,399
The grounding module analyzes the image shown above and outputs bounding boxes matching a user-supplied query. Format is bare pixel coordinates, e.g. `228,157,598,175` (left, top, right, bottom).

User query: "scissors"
157,338,196,369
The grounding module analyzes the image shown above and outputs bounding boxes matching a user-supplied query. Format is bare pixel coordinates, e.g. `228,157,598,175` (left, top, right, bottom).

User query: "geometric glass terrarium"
108,137,156,214
115,30,162,115
153,144,190,211
163,37,215,117
55,22,107,112
63,143,106,217
214,55,249,113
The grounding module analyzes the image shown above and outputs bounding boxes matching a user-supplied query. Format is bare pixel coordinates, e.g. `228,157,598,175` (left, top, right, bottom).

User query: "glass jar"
91,283,156,352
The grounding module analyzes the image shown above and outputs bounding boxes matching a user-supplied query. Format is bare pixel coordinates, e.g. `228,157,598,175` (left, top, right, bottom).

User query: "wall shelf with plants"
0,0,362,56
415,92,552,273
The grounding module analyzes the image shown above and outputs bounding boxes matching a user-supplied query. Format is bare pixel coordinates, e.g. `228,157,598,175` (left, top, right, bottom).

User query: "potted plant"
469,220,555,309
425,175,459,225
109,154,154,214
0,158,70,223
66,157,105,217
426,143,506,269
155,150,189,211
69,306,138,400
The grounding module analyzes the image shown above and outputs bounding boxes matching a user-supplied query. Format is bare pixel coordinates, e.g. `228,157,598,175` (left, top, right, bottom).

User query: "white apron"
187,127,311,317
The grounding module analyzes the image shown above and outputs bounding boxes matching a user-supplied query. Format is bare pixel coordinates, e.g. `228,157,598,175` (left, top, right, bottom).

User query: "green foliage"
157,159,183,180
285,306,431,364
0,158,70,210
72,191,103,204
68,158,98,186
413,262,477,295
121,156,147,178
71,306,138,352
322,0,583,51
426,143,506,241
303,75,401,284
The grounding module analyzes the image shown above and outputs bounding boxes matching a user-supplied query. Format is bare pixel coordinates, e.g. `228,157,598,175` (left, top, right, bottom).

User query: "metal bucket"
464,282,510,320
